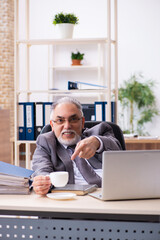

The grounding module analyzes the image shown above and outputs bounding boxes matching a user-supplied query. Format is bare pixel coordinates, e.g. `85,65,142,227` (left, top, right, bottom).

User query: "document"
0,185,31,195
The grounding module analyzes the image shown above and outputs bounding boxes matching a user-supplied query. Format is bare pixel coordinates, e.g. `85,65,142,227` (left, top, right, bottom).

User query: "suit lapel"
56,142,74,183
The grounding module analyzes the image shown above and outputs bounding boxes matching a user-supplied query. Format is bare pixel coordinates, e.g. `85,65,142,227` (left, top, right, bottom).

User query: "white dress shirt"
64,136,103,185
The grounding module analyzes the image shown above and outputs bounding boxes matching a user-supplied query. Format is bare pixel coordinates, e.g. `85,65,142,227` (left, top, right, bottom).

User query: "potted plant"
71,51,84,65
118,73,159,135
53,12,79,39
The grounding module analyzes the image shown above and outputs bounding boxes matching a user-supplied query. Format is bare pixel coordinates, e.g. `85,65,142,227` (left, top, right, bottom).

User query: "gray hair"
50,97,84,119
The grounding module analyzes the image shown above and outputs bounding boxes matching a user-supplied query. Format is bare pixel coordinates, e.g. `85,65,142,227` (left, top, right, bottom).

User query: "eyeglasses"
52,116,82,125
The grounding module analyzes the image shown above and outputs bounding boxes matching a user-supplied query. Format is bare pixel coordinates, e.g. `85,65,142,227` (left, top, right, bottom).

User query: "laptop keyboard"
89,192,102,199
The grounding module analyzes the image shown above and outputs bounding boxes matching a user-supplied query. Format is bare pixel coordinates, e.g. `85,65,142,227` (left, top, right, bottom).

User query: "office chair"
41,121,126,150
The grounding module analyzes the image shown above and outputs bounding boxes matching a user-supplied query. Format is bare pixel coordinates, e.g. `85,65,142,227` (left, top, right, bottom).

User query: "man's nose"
63,119,71,128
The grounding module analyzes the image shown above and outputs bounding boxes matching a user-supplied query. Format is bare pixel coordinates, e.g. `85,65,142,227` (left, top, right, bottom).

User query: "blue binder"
68,81,78,90
94,102,103,121
43,102,52,126
0,161,34,178
18,102,26,140
94,101,116,122
35,102,43,139
25,102,35,140
82,104,95,121
111,101,116,123
102,101,107,121
103,101,116,122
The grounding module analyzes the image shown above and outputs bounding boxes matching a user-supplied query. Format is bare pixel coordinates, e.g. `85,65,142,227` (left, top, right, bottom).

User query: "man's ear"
50,120,54,131
82,117,85,129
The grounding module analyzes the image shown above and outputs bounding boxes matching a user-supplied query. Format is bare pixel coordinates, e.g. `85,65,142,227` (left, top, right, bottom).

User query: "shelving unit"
14,0,118,167
49,40,105,96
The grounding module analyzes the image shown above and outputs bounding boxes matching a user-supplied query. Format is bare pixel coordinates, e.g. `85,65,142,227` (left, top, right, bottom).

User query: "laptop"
89,150,160,200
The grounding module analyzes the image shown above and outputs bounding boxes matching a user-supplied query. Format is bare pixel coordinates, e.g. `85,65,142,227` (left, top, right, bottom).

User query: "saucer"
46,192,76,200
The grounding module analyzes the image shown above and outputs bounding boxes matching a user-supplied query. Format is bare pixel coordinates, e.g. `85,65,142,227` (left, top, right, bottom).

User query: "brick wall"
0,0,14,138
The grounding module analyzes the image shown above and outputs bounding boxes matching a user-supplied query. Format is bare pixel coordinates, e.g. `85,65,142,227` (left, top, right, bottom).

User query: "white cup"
49,171,69,187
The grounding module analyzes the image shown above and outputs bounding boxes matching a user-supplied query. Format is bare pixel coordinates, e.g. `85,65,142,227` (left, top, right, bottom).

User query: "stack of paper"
0,161,34,194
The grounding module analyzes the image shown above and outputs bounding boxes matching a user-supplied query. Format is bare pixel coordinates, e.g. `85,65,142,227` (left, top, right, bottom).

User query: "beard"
58,129,81,146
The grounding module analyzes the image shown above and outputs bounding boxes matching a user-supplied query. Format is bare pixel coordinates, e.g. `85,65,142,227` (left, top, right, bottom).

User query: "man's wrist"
93,136,103,153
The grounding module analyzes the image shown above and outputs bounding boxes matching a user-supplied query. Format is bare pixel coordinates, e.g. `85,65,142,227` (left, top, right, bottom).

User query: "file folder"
102,102,107,121
68,81,107,90
111,101,116,123
25,102,35,140
103,101,116,122
0,161,34,178
35,102,43,139
68,81,78,90
43,102,52,126
75,81,107,89
94,101,116,122
18,102,26,140
82,104,95,121
94,102,104,121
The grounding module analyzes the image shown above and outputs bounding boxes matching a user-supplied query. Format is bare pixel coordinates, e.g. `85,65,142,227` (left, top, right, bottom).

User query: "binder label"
18,105,24,126
26,105,32,128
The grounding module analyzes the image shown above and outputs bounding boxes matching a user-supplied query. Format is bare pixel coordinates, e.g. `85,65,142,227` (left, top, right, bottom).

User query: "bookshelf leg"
25,143,31,169
15,143,20,166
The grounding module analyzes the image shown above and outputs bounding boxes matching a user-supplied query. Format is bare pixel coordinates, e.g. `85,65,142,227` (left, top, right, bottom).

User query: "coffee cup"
49,171,69,187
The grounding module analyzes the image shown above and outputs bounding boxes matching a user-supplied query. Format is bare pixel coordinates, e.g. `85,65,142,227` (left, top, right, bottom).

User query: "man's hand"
32,175,51,195
71,136,100,160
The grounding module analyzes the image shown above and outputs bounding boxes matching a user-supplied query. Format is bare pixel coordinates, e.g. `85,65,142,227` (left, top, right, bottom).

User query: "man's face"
50,102,85,146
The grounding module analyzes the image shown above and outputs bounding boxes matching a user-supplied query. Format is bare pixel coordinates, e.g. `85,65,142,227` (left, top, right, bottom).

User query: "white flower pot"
57,23,74,39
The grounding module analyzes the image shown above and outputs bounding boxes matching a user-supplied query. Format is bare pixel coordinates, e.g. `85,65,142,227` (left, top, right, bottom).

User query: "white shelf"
16,89,109,94
50,66,101,71
16,38,116,45
16,140,36,144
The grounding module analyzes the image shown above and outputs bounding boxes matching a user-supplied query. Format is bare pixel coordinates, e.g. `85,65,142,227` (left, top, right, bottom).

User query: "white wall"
18,0,160,135
118,0,160,135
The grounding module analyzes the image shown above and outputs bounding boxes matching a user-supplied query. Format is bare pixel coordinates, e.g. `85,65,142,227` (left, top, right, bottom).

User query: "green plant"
118,73,159,135
53,12,79,25
71,51,84,60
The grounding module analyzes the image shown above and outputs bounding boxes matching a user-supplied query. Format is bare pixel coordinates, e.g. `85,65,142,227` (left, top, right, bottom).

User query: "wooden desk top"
0,191,160,216
125,137,160,143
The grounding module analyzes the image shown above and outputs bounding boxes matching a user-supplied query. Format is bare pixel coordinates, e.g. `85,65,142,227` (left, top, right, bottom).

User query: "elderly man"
32,97,122,195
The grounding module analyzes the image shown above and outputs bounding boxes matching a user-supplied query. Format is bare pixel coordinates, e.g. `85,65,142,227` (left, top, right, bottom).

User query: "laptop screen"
101,150,160,200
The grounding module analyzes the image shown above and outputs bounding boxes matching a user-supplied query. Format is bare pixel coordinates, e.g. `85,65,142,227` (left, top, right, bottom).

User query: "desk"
0,192,160,240
125,138,160,150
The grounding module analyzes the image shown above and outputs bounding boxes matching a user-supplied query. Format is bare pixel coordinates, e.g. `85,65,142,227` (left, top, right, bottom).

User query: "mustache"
58,129,81,146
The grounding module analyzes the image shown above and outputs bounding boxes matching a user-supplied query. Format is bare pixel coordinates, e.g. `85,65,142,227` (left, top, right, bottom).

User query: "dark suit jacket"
32,122,122,183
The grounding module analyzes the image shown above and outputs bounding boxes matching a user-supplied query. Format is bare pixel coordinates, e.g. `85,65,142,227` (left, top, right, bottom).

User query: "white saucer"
46,192,76,200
